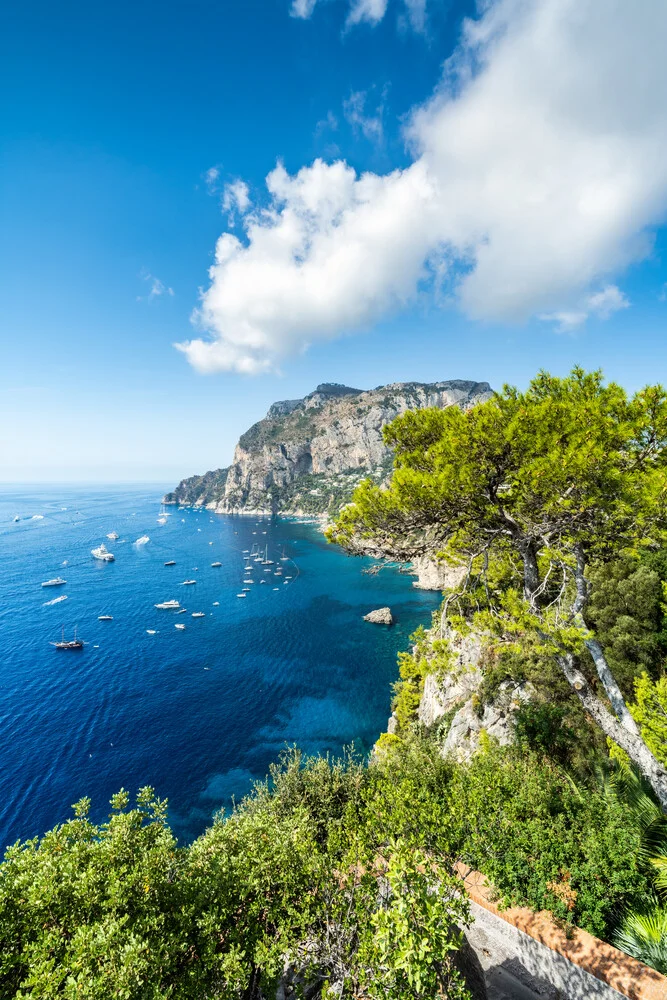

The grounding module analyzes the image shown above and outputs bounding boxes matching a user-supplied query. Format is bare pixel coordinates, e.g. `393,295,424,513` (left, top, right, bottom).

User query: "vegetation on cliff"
329,367,667,807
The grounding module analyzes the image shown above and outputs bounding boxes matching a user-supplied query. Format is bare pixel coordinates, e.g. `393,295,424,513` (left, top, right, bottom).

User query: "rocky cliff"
164,379,493,517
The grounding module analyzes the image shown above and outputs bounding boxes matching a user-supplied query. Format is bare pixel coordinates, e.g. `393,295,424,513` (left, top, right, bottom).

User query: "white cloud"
222,180,251,217
343,90,384,143
346,0,388,26
541,285,630,332
138,272,174,302
290,0,318,16
291,0,404,29
178,0,667,374
403,0,427,33
204,166,220,193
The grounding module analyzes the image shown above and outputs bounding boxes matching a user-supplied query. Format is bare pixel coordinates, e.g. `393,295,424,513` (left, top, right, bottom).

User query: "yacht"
191,612,205,618
106,532,119,540
164,560,176,566
42,577,66,587
211,561,222,567
154,599,180,610
51,627,84,650
91,544,114,562
98,615,113,621
175,623,186,630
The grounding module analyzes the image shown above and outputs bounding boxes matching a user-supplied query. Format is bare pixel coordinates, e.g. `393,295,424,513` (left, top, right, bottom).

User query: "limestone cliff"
164,379,492,518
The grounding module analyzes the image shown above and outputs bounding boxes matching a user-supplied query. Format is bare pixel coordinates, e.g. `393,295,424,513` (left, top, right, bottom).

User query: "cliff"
164,379,492,517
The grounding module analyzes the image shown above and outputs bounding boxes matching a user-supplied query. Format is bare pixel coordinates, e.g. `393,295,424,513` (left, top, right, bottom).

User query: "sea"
0,485,441,847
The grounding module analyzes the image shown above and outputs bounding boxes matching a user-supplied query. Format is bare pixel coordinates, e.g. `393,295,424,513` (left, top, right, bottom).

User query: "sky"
3,0,667,483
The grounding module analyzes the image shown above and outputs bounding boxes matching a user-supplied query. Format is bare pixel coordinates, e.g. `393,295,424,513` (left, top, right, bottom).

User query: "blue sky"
2,0,667,482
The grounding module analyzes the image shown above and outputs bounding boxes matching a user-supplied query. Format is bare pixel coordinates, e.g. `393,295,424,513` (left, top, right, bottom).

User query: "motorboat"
175,623,186,630
98,615,113,621
134,535,150,546
211,561,222,567
91,544,114,562
164,560,176,566
42,577,66,587
236,593,246,598
154,600,180,610
181,580,196,585
191,612,205,618
106,532,119,540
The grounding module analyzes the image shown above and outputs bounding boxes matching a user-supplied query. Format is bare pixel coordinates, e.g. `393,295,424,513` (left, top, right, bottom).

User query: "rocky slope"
164,379,492,517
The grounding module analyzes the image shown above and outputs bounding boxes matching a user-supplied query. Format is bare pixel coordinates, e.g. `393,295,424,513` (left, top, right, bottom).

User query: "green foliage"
631,673,667,766
514,702,575,764
442,744,650,937
392,626,452,730
586,555,665,696
614,902,667,973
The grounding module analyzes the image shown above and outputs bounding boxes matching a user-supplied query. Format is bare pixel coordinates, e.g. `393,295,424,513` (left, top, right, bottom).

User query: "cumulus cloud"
178,0,667,374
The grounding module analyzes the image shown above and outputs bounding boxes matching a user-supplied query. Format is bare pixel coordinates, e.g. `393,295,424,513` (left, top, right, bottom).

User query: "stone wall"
457,865,667,1000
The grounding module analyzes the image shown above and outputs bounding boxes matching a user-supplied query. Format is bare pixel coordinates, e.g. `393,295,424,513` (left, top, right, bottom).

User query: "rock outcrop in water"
164,379,492,518
363,607,394,625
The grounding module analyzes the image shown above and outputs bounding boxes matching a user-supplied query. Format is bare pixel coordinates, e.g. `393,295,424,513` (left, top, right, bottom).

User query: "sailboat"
51,626,84,650
262,545,274,566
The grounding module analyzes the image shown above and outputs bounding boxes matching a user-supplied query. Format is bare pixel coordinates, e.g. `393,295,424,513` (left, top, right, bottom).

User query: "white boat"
134,535,150,546
177,608,188,614
181,580,196,585
42,577,66,587
154,600,180,609
13,515,20,522
280,549,288,561
212,601,220,606
106,532,119,540
260,580,266,584
157,517,167,525
242,586,251,591
146,629,157,634
164,560,176,566
175,623,186,630
91,544,115,562
191,612,205,618
273,587,280,591
236,593,246,598
43,594,68,606
98,615,113,621
211,561,222,567
243,579,254,584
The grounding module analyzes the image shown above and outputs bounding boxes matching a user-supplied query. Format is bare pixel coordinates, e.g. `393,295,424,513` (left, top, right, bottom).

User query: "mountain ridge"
164,379,493,516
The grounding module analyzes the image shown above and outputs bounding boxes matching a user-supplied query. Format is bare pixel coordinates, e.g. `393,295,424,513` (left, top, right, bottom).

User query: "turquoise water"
0,485,440,845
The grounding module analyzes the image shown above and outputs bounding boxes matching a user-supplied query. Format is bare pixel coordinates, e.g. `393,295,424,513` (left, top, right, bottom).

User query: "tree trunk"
519,541,540,604
558,653,667,811
580,629,640,735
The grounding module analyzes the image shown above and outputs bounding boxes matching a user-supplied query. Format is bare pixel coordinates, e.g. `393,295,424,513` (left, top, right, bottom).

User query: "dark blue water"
0,485,440,845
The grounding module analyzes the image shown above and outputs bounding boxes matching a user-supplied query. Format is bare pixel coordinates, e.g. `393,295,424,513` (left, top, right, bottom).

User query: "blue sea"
0,485,440,846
